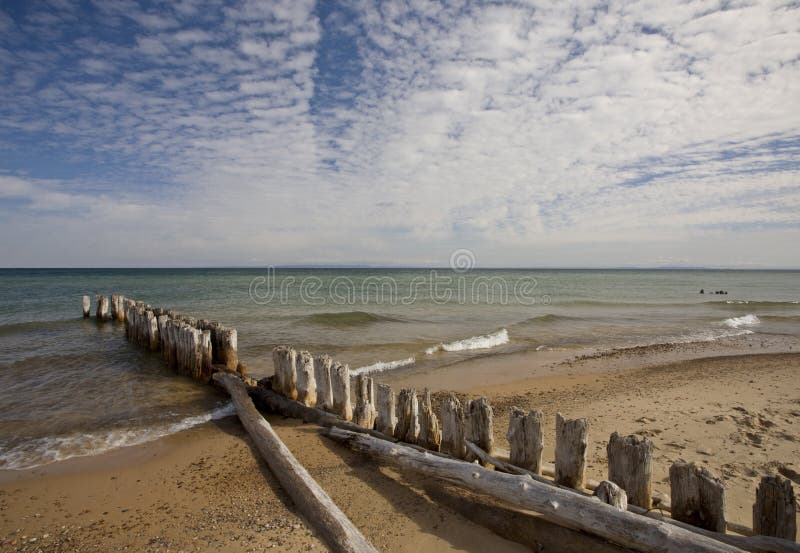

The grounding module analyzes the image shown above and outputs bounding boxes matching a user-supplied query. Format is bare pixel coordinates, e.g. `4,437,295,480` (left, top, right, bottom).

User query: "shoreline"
2,349,799,551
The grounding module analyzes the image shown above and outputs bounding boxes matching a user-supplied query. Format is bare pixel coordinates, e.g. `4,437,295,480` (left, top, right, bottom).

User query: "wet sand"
2,349,799,551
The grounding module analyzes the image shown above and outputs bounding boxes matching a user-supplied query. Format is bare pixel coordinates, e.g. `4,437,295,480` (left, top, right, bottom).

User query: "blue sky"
0,0,798,268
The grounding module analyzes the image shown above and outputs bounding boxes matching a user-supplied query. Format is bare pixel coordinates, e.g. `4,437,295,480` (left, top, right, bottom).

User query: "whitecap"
351,357,416,376
723,314,760,328
425,328,509,354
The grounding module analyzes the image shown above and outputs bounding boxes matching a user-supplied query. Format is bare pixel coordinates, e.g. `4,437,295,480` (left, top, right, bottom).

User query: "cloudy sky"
1,0,798,268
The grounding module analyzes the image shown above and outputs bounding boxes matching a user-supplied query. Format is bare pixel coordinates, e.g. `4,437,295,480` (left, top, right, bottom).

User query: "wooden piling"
296,351,317,407
595,480,628,511
272,346,298,400
375,383,397,436
145,310,159,351
314,354,334,411
753,475,796,541
82,295,91,318
555,413,588,490
395,388,420,444
95,295,109,321
607,432,654,509
465,397,494,465
353,374,377,429
506,407,544,474
200,329,212,381
669,462,726,532
418,388,441,451
216,326,238,371
440,395,466,459
330,362,352,421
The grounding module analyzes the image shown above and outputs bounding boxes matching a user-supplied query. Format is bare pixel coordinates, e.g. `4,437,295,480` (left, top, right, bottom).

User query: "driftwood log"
213,373,377,553
322,426,744,553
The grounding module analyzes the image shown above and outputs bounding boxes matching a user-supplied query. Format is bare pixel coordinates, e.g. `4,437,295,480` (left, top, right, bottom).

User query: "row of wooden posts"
83,294,243,382
272,344,797,542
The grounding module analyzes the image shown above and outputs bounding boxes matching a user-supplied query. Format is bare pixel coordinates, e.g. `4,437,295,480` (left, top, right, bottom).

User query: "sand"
2,349,799,552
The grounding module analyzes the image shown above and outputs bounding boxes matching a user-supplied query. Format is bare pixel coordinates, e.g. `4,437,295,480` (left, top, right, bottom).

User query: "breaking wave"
425,328,510,355
351,357,416,376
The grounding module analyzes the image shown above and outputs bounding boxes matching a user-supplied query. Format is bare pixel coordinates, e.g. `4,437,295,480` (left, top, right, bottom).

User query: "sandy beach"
1,346,798,552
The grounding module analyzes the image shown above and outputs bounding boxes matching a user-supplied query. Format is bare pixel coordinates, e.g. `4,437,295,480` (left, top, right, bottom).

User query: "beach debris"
506,407,544,474
607,432,654,509
753,475,796,541
669,461,726,532
555,413,589,490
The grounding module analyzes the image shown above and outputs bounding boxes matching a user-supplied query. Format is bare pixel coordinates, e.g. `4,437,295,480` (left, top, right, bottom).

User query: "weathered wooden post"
555,413,588,490
669,461,726,532
82,295,91,318
418,388,441,451
110,294,120,321
200,329,212,381
506,407,544,474
465,397,494,466
607,432,654,509
440,395,466,459
595,480,628,511
395,388,420,444
330,362,352,421
753,475,796,540
353,374,377,429
296,351,317,407
95,295,109,321
375,383,397,436
217,327,238,371
145,310,159,351
314,354,334,411
272,346,298,400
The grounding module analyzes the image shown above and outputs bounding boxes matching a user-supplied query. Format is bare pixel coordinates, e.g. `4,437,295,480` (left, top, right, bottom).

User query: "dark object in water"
700,289,704,294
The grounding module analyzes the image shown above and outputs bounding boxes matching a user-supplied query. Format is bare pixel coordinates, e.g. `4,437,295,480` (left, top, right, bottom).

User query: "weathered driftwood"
322,427,744,553
82,295,91,318
395,388,420,443
440,395,466,459
95,294,109,321
608,432,654,509
375,383,397,436
314,354,334,411
467,442,800,553
418,388,441,451
213,373,377,553
330,362,352,421
596,480,629,511
753,476,796,541
352,374,377,429
670,462,726,533
507,407,544,474
555,413,589,490
465,397,493,465
296,351,317,407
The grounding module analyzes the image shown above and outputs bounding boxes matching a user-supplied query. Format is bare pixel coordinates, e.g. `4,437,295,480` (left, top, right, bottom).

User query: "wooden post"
330,362,352,421
607,432,654,509
200,329,212,381
506,407,544,474
418,388,441,451
465,397,494,465
145,310,159,351
82,295,91,317
353,374,377,429
669,462,726,532
395,388,420,444
555,413,589,490
95,295,109,321
217,327,238,371
595,480,628,511
314,354,334,411
440,395,466,459
110,294,119,321
296,351,317,407
375,383,397,437
272,346,298,400
753,475,796,541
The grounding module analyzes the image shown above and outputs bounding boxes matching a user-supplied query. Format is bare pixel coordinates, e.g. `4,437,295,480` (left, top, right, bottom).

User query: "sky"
0,0,799,268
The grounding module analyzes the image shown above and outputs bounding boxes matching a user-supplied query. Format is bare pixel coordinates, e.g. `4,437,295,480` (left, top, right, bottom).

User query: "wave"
351,357,416,376
302,311,404,327
0,403,235,471
714,300,800,306
672,328,755,344
0,318,76,337
723,314,761,328
425,329,510,355
514,313,573,326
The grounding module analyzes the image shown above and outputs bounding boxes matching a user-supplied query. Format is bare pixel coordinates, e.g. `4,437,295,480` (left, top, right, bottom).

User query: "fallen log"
213,373,377,553
322,426,745,553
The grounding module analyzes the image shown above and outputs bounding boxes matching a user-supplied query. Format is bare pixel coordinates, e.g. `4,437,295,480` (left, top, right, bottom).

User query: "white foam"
672,328,754,344
0,403,235,471
723,314,760,328
351,357,416,376
425,328,510,355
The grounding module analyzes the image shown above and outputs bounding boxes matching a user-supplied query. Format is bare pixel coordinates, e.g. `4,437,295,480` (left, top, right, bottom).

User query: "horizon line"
1,265,799,271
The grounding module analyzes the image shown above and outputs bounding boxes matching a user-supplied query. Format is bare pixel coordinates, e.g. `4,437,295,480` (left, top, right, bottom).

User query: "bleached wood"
323,427,744,553
555,413,589,490
395,388,420,443
440,395,466,459
753,475,796,541
330,362,352,421
506,407,544,474
608,432,654,509
375,383,397,436
465,397,494,465
272,346,298,400
296,351,317,407
213,373,377,553
670,462,726,532
418,388,441,451
596,480,628,511
82,295,91,318
95,295,109,321
314,354,334,411
352,374,377,429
